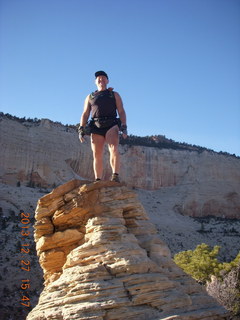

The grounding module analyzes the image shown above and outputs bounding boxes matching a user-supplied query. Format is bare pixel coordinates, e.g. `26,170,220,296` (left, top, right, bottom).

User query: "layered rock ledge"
27,180,228,320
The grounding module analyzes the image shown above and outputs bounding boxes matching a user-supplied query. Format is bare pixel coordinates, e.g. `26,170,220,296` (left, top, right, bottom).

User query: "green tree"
174,243,222,283
220,252,240,274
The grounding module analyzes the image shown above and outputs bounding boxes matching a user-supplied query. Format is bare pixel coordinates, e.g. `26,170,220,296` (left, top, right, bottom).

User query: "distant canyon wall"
0,116,240,218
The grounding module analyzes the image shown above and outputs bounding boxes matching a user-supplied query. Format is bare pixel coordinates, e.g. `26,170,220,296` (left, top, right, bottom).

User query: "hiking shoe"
111,173,120,183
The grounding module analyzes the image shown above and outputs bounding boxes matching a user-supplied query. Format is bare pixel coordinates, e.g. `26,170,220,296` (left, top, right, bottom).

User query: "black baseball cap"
95,70,108,79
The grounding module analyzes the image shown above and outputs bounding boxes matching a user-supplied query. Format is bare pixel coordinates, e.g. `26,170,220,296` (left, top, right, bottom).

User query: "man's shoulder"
89,90,97,99
108,87,120,95
84,94,91,102
113,91,121,98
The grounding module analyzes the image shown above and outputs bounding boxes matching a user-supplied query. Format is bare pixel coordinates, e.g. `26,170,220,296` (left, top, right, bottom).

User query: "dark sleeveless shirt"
89,89,117,119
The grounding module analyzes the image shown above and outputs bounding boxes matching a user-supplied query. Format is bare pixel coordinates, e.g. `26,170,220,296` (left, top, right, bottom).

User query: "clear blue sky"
0,0,239,155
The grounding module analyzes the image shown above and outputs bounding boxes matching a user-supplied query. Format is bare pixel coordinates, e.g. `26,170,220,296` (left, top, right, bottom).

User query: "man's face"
95,75,109,89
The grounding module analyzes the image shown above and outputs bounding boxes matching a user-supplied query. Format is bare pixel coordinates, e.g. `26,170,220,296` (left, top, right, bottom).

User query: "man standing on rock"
79,71,127,182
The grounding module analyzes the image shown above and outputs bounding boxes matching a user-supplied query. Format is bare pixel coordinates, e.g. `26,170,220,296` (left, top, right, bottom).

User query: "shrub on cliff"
174,244,240,316
173,243,222,283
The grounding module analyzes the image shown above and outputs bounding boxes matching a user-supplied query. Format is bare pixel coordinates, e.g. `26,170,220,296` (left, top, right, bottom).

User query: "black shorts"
90,118,121,137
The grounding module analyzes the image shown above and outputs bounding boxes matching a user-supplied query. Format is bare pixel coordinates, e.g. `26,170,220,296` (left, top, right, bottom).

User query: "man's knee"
108,143,119,155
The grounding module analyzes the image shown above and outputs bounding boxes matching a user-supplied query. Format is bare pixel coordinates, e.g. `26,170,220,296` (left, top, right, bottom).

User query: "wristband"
78,126,85,137
120,124,127,135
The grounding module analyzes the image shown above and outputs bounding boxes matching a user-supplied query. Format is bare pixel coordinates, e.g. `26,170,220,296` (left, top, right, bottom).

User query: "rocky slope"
26,180,228,320
0,115,240,219
1,181,240,319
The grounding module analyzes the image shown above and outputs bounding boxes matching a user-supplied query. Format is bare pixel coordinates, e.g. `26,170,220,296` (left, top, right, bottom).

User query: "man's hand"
120,124,128,139
78,126,85,143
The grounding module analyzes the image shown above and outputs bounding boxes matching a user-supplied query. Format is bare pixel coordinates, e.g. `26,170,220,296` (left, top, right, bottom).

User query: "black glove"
120,124,128,135
78,126,85,140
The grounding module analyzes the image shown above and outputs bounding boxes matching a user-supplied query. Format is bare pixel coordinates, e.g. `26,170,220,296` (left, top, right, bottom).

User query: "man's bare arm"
114,92,127,126
79,95,91,142
80,95,91,127
114,92,127,138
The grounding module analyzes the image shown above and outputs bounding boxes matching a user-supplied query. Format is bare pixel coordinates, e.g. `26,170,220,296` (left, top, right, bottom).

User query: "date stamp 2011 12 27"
20,211,31,308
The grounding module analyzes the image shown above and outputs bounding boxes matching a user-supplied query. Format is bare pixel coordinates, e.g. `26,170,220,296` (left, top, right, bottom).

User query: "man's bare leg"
90,134,105,180
105,125,120,175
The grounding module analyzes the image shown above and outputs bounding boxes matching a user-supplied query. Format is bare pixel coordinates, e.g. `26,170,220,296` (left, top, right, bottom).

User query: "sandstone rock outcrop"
27,180,228,320
1,116,240,219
